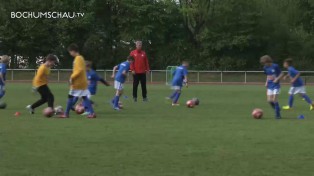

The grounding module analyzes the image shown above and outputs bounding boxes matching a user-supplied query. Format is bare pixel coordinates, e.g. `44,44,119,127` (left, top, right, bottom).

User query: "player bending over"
260,55,284,119
60,43,95,118
282,58,314,110
168,61,189,106
26,54,57,114
79,60,110,115
0,55,10,102
111,56,134,110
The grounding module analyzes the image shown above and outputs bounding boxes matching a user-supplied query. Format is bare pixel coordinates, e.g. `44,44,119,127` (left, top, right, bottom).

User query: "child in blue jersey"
168,61,189,106
0,55,10,102
111,56,134,110
282,58,314,110
260,55,284,119
77,61,110,115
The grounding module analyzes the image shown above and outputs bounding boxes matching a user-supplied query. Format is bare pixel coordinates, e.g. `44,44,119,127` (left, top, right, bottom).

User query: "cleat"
172,103,180,106
133,98,137,102
113,107,120,111
87,113,96,118
276,116,281,119
26,105,34,114
311,105,314,111
282,105,292,110
81,112,90,116
143,98,148,102
58,113,69,118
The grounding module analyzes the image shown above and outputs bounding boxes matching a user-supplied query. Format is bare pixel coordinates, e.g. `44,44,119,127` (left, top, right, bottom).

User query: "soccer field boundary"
6,80,314,86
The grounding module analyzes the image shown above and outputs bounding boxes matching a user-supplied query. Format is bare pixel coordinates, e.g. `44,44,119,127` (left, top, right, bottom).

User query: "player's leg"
267,90,275,109
28,85,48,114
113,81,123,110
45,85,54,109
283,87,294,110
272,91,281,119
172,87,181,105
132,74,140,102
139,74,148,101
168,90,177,100
81,95,94,116
0,85,5,100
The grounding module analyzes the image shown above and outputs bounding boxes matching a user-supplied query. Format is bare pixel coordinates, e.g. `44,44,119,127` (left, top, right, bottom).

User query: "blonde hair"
260,55,273,64
0,55,10,64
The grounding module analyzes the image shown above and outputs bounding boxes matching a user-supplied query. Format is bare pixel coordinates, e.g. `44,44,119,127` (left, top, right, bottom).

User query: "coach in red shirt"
130,41,150,102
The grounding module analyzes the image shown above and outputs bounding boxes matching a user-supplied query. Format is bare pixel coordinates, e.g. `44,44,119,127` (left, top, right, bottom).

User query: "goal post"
166,66,177,85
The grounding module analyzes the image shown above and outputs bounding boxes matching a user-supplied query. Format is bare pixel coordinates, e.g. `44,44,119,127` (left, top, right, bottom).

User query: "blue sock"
302,94,312,104
173,92,181,103
269,102,275,109
114,95,120,108
274,102,281,118
82,97,94,114
65,98,74,115
169,91,177,99
289,95,294,107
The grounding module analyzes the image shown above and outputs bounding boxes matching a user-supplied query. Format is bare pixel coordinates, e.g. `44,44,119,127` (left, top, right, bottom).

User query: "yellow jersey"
70,55,88,90
33,64,50,88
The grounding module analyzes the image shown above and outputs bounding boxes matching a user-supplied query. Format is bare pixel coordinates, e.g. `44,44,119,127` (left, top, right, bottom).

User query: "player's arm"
111,65,118,78
290,72,301,84
145,54,150,74
70,58,84,81
273,66,284,83
96,74,110,86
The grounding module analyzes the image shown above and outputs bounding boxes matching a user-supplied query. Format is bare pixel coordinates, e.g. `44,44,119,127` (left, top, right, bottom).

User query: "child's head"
260,55,273,66
283,58,293,68
67,43,80,57
45,54,57,67
85,60,92,71
127,55,134,63
182,61,189,67
0,55,10,64
135,40,142,50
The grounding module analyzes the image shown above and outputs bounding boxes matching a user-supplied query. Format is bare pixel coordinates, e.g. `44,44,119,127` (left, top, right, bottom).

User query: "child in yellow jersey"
60,43,95,118
26,54,57,114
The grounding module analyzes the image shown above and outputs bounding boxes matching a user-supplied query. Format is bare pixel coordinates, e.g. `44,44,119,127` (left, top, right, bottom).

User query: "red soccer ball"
43,107,54,118
252,108,263,119
75,104,85,114
186,100,195,108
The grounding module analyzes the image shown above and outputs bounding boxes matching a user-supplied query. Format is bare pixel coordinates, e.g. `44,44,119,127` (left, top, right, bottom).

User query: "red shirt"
130,49,150,74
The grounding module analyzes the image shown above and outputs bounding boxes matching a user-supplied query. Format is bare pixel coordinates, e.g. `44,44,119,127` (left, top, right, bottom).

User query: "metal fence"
6,69,314,84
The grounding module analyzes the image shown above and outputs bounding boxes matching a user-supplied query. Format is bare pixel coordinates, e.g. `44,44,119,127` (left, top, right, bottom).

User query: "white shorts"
267,89,280,96
289,86,306,95
114,81,124,90
171,86,182,90
69,89,90,97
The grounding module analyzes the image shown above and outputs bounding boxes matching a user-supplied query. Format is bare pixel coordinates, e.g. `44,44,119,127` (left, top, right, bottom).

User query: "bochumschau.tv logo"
11,12,85,19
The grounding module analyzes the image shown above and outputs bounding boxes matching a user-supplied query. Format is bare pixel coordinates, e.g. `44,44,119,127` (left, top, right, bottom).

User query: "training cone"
298,115,305,119
14,112,21,117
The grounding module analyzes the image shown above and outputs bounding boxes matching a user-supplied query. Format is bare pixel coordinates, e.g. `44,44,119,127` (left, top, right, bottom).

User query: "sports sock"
302,94,312,104
169,91,177,99
82,97,94,114
274,102,281,117
173,92,181,103
269,102,275,109
289,95,294,107
114,95,120,108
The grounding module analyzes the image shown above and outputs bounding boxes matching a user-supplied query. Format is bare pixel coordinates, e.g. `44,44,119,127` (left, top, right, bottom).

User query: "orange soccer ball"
186,100,195,108
252,108,263,119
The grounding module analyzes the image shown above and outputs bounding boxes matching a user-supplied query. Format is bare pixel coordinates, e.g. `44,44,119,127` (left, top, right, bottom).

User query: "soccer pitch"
1,83,314,176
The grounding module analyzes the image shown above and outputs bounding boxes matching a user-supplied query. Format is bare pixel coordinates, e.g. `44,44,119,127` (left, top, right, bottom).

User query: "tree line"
0,0,314,70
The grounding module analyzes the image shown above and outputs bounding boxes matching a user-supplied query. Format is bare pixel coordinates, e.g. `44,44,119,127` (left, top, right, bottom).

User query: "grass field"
1,83,314,176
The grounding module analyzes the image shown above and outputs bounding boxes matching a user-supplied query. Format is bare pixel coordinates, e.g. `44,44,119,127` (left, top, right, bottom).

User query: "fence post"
11,69,14,81
245,71,247,83
150,71,153,83
220,71,223,83
127,72,130,82
197,71,200,83
104,70,106,80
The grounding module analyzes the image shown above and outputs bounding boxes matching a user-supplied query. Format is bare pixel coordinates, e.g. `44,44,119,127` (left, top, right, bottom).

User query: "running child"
0,55,10,102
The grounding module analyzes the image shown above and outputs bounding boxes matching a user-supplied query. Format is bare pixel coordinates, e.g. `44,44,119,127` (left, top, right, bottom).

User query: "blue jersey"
264,63,281,89
87,69,102,95
0,63,7,85
115,61,130,83
288,66,303,87
172,65,188,87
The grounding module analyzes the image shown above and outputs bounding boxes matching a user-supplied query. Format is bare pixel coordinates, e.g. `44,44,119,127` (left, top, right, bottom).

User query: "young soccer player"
282,58,314,110
260,55,284,119
60,43,96,118
111,56,134,110
168,61,189,106
26,54,57,114
0,55,10,102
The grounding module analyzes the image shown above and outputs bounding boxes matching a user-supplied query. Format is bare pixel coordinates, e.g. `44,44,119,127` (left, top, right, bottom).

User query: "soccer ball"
0,102,7,109
252,108,263,119
43,107,54,117
186,100,195,108
192,98,200,105
75,104,85,114
54,106,64,115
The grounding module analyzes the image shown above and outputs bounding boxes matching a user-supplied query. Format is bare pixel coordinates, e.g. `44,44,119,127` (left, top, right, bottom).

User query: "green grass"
1,83,314,176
